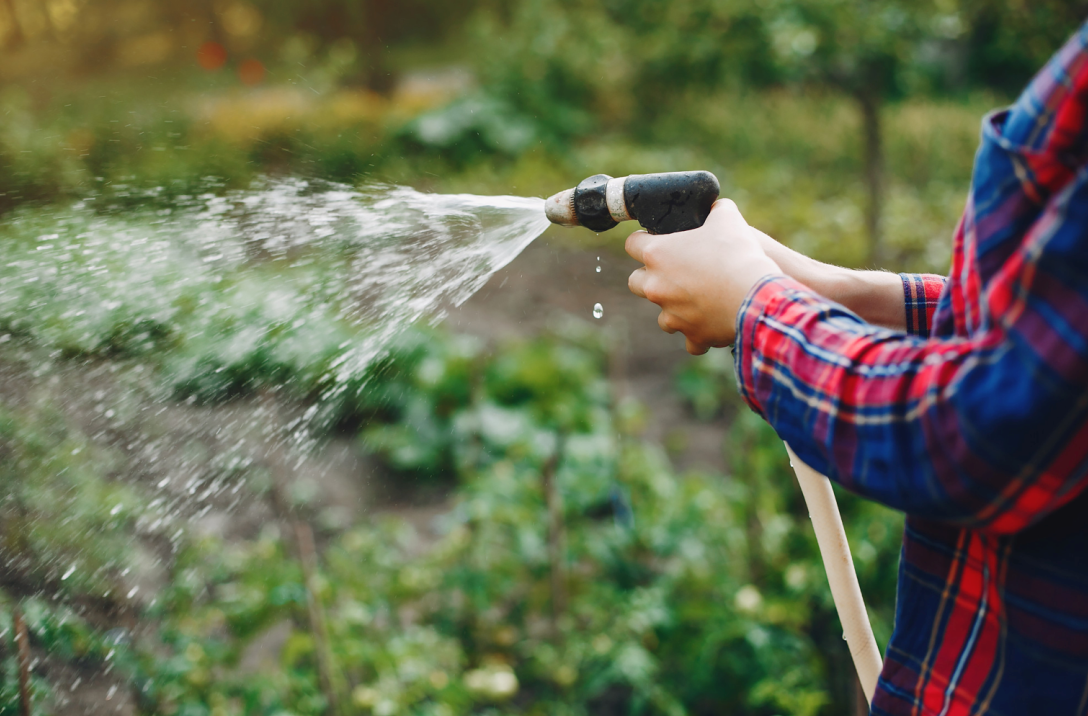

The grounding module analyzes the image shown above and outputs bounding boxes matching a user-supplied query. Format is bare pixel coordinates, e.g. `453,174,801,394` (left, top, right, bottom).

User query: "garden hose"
546,171,883,702
785,446,882,702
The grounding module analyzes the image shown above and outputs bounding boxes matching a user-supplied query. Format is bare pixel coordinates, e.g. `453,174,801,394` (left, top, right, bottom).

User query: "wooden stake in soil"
267,484,345,715
12,604,32,716
294,521,344,716
259,398,346,716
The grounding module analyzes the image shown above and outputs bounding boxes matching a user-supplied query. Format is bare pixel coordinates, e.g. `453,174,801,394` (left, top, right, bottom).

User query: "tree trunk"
362,0,393,93
200,0,227,47
1,0,25,48
858,91,885,267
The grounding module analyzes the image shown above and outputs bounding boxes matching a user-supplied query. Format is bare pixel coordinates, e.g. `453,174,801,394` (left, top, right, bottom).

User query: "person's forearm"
751,229,906,331
734,273,1088,533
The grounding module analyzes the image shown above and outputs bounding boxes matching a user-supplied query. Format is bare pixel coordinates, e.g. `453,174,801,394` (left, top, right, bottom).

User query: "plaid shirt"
734,24,1088,716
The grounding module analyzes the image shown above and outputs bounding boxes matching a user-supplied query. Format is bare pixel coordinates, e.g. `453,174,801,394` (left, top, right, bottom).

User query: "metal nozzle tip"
545,188,578,227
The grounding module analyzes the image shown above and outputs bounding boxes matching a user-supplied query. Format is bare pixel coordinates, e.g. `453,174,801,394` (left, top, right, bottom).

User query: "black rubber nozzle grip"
573,174,618,232
623,171,719,235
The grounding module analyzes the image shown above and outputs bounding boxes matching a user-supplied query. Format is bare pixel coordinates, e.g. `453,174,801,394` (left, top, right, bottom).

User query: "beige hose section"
784,444,883,704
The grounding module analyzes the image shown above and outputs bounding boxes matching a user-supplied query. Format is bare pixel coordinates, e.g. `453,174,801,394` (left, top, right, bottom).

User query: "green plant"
0,404,137,602
132,330,902,716
0,402,144,714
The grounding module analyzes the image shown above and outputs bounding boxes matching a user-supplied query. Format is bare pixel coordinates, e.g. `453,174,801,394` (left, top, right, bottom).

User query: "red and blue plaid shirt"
735,24,1088,715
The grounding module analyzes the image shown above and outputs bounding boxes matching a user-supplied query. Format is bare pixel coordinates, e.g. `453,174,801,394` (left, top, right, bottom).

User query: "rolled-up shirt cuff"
900,273,946,338
732,274,807,418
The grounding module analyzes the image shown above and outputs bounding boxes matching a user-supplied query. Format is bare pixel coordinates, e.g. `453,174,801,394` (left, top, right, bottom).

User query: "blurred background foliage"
1,0,1085,263
0,0,1085,714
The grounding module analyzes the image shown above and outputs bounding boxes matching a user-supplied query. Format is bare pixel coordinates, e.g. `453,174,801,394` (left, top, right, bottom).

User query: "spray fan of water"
0,178,549,418
224,179,552,400
0,178,560,564
0,179,552,695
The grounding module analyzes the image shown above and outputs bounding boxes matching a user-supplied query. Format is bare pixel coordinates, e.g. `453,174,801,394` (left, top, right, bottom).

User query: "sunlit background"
0,2,1084,715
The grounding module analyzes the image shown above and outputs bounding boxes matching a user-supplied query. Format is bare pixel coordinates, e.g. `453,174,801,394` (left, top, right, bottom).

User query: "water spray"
546,170,884,703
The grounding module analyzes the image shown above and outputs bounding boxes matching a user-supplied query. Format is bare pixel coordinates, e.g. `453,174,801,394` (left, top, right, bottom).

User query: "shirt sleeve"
734,176,1088,534
899,273,946,338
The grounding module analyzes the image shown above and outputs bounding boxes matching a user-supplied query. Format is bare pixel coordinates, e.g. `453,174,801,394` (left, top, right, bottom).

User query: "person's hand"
626,199,781,354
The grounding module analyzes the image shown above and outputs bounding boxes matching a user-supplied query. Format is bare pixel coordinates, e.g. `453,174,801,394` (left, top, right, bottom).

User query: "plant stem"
543,439,566,635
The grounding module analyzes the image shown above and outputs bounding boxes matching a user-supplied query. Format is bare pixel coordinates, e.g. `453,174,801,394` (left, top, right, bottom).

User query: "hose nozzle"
545,170,719,235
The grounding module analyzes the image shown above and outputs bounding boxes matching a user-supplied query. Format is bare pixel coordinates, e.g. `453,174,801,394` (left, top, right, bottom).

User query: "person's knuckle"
716,198,738,213
640,241,660,265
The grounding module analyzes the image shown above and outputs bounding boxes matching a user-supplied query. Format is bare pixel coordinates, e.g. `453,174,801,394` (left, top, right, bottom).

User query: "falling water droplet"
62,565,76,580
842,633,848,641
593,303,604,319
596,265,601,273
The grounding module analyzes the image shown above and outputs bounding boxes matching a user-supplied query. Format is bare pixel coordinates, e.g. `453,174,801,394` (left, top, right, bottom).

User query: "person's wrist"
750,229,821,279
734,253,782,297
813,264,856,304
753,232,840,298
731,270,788,358
728,254,783,338
841,270,907,329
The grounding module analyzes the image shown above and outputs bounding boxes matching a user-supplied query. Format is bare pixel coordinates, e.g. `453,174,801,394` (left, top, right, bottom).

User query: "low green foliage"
0,199,388,428
0,594,136,715
0,403,142,714
128,329,902,716
0,234,907,715
0,404,137,601
674,350,736,422
0,303,903,715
